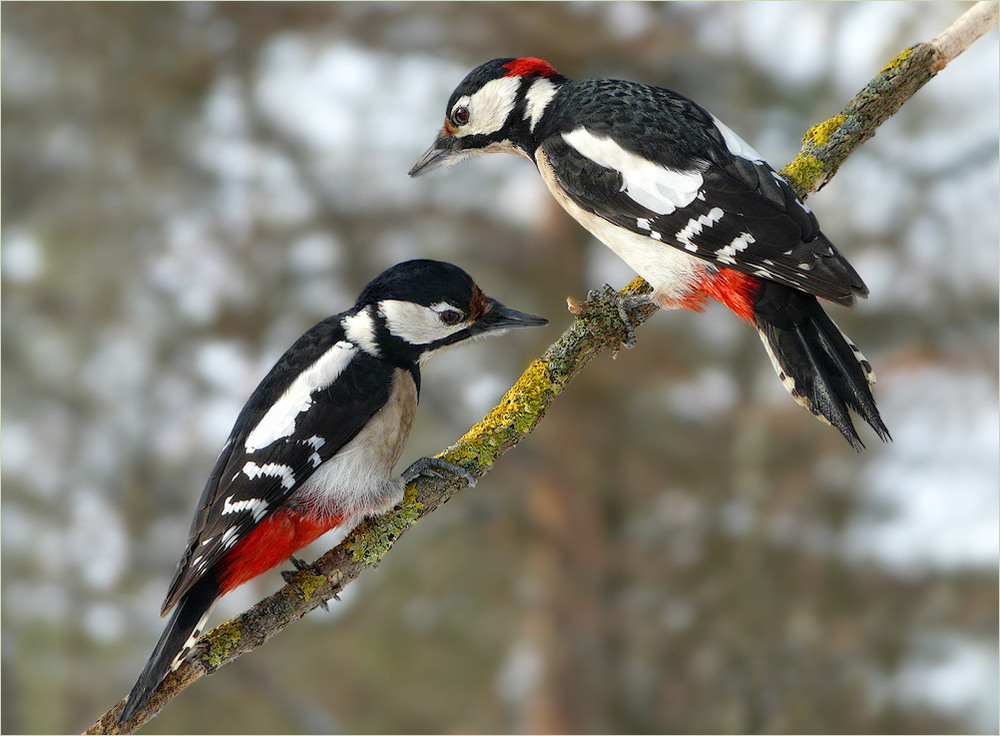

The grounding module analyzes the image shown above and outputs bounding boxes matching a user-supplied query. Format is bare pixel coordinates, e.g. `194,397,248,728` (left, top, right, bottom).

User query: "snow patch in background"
663,368,740,422
2,7,996,731
892,633,999,733
250,40,546,225
496,636,543,706
1,227,44,282
846,366,999,572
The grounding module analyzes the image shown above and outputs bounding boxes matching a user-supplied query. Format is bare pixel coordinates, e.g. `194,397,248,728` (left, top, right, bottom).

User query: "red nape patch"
215,509,342,595
674,269,760,323
503,57,559,78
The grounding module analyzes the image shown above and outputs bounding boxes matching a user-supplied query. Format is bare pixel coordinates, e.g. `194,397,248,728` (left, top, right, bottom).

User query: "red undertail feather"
503,57,559,78
215,509,342,594
676,268,760,323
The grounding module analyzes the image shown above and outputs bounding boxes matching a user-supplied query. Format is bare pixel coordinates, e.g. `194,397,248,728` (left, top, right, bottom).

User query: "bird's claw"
584,284,651,350
402,456,477,488
283,557,335,610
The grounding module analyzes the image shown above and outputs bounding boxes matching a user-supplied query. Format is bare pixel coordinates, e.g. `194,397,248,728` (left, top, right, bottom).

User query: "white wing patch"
562,127,704,215
305,435,325,468
242,461,296,491
715,232,757,265
711,115,765,162
219,526,240,549
676,207,725,252
535,147,704,303
244,340,357,452
292,368,417,519
221,493,270,521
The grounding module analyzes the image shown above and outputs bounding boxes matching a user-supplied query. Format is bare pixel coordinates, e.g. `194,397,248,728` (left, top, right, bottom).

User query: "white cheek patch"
562,128,704,215
711,115,765,162
244,341,357,452
379,300,466,345
455,76,521,138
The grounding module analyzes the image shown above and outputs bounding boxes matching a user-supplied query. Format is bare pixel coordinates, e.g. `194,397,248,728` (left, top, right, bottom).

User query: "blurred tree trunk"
518,199,615,733
7,3,992,734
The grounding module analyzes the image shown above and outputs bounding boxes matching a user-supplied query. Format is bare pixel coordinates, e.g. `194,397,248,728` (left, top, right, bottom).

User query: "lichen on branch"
87,5,996,732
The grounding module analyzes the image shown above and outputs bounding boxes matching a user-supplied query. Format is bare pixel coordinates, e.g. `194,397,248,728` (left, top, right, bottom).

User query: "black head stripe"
356,259,476,309
451,58,516,101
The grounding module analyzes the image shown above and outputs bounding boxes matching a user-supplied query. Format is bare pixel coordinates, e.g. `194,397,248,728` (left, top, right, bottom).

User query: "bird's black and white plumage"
117,259,547,725
410,57,890,449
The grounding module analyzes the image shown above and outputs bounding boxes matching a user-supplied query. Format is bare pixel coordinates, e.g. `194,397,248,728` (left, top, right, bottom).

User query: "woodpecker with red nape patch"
410,57,890,450
117,259,546,724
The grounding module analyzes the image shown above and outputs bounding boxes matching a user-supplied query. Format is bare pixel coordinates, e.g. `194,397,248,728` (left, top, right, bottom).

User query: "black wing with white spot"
161,316,396,613
539,81,867,306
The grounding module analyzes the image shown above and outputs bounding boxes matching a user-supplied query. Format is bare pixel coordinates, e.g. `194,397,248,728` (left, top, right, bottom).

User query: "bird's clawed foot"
574,284,652,350
401,456,477,488
282,556,338,610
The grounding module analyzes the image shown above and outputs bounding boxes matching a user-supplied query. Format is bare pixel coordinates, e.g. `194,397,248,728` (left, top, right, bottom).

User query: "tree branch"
88,5,996,733
780,0,997,197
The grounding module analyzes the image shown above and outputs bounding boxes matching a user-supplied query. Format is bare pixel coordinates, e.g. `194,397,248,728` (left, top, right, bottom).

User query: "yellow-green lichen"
284,570,326,602
346,486,423,565
805,115,847,147
204,620,242,668
589,300,628,336
780,154,825,193
449,360,554,468
347,361,554,564
880,45,914,74
621,276,651,296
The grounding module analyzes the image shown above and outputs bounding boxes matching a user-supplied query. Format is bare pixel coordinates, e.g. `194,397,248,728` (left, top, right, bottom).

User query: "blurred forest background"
2,2,997,734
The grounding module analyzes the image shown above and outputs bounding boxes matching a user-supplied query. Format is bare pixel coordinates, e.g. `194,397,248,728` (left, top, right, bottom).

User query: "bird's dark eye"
440,309,464,326
450,105,470,127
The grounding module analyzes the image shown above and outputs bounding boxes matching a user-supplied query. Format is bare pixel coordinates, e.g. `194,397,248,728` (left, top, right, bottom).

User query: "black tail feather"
117,578,217,725
752,281,890,450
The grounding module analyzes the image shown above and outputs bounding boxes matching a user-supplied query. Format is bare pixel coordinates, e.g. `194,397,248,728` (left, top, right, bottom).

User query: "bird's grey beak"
477,301,548,333
408,131,458,177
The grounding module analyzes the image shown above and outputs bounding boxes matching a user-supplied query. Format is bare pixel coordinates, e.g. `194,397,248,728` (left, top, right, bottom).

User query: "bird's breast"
292,368,418,520
535,148,705,305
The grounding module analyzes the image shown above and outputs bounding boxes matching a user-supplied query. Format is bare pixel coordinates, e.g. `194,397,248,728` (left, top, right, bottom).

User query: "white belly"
292,367,417,521
535,150,704,305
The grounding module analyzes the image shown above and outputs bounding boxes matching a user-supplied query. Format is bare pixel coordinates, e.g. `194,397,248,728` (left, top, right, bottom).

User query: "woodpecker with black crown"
410,57,890,450
117,259,546,724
